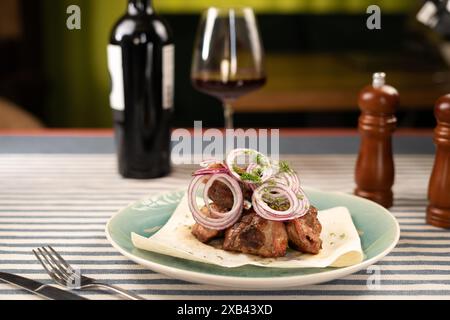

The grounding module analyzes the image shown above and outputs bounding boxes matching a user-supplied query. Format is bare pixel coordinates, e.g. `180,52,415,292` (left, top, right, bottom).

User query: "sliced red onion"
294,188,310,218
192,167,229,176
272,171,300,193
190,150,310,225
203,174,238,217
226,148,274,184
253,185,298,220
200,159,223,168
252,183,310,221
246,163,258,173
187,174,243,230
244,164,260,191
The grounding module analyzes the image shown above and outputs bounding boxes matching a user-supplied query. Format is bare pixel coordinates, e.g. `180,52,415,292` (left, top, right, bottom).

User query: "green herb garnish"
252,167,263,176
262,193,290,211
256,153,266,166
232,164,246,175
232,161,264,183
240,172,262,183
279,161,293,173
268,201,290,211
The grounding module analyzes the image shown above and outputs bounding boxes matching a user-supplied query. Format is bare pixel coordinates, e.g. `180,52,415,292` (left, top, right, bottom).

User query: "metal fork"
33,246,144,300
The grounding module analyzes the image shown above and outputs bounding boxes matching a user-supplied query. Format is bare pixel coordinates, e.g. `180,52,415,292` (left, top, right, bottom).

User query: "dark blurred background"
0,0,449,129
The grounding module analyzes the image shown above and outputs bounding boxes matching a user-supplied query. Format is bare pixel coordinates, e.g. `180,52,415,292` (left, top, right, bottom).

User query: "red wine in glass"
191,7,266,129
192,77,266,101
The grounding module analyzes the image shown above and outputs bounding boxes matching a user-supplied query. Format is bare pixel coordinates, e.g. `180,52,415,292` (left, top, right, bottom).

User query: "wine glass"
191,7,266,129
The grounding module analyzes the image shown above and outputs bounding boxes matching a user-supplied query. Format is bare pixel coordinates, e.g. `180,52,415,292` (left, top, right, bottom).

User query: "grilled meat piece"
192,223,221,243
223,210,288,258
285,206,322,254
191,204,225,243
207,181,234,209
207,180,253,210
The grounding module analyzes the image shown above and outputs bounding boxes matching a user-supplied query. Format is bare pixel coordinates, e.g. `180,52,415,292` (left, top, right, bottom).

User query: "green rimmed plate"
105,188,400,289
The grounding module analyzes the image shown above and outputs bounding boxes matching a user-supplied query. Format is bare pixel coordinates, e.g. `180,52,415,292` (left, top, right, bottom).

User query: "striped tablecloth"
0,133,448,300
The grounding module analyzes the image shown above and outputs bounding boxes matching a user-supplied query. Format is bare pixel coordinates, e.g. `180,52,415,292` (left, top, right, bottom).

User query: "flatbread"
132,195,363,268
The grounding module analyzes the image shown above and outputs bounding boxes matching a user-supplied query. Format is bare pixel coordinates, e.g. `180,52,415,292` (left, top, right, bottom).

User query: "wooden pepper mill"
427,94,450,228
354,72,398,208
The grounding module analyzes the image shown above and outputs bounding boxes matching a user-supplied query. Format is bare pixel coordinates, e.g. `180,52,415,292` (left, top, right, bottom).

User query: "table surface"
0,129,448,300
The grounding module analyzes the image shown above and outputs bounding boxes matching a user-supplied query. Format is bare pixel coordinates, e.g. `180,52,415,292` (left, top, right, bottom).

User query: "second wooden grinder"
354,72,398,208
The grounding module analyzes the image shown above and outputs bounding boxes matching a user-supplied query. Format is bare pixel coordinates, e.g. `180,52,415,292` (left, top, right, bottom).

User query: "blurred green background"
40,0,415,127
5,0,443,129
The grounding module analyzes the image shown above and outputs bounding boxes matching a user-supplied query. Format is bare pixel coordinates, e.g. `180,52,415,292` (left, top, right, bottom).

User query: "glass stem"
223,101,234,129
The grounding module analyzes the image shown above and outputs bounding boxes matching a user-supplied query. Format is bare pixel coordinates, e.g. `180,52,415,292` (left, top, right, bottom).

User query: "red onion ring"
252,183,310,221
272,171,301,193
203,175,238,217
244,164,259,191
192,167,229,176
189,150,311,225
246,163,258,173
188,174,243,230
226,148,274,184
200,159,222,168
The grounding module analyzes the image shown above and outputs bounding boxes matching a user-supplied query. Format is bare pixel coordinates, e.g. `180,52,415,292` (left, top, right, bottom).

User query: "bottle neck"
128,0,153,15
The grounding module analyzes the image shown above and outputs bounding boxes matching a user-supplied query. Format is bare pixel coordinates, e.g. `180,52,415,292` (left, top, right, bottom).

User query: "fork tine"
37,247,68,281
46,246,83,287
33,248,65,284
47,246,71,269
33,249,51,274
42,247,74,279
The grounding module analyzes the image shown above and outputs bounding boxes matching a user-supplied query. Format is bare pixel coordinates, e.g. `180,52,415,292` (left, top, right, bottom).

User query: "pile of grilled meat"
191,180,323,258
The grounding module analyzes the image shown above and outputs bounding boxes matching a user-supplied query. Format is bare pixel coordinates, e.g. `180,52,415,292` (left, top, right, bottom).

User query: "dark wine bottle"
108,0,174,179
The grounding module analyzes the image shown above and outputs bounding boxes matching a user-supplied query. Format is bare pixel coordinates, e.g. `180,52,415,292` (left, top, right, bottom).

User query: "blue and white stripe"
0,153,449,300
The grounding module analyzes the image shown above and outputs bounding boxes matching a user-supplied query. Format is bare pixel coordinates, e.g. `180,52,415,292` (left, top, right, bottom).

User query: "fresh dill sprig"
278,161,293,173
232,164,246,175
253,167,263,176
240,172,262,183
256,153,267,166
